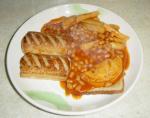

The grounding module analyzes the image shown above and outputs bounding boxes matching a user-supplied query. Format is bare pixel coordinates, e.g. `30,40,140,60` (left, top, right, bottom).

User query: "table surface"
0,0,150,118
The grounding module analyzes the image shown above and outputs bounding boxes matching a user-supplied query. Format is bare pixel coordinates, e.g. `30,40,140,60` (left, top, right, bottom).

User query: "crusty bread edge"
82,79,124,95
20,73,66,81
21,35,26,53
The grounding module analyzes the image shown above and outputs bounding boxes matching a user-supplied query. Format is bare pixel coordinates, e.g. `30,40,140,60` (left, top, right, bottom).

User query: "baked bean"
67,83,73,89
99,33,105,39
80,74,86,80
84,59,88,64
69,71,74,78
99,41,105,45
75,85,82,91
104,53,110,58
88,64,93,68
74,56,79,61
67,79,73,83
78,80,85,85
76,76,85,85
72,83,77,88
81,68,87,72
79,61,84,65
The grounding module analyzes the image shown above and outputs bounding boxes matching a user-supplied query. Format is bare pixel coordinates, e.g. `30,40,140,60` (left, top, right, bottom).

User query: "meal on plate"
20,11,130,98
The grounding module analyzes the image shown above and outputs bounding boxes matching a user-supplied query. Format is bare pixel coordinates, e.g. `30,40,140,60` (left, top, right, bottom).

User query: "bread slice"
82,78,124,94
21,32,67,55
20,53,70,81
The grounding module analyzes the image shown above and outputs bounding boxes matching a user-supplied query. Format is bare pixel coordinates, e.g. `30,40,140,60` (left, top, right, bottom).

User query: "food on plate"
41,11,103,44
21,31,67,55
21,31,99,56
20,11,130,99
83,78,124,94
62,11,99,29
82,56,123,87
20,53,70,81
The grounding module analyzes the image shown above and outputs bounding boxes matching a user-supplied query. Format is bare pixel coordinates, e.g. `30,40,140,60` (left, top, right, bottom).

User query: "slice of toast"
21,32,67,55
82,78,124,94
20,53,70,81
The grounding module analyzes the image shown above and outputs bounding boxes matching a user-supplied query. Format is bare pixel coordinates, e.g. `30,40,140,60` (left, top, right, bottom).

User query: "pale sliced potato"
62,11,100,29
76,11,99,22
109,24,120,31
50,16,66,24
82,19,103,26
82,22,105,33
62,16,76,29
92,17,100,21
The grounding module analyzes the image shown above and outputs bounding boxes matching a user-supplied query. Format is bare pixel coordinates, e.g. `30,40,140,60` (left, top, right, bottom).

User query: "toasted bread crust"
83,88,124,94
20,73,66,81
20,11,129,95
82,79,124,94
21,32,67,55
20,53,70,80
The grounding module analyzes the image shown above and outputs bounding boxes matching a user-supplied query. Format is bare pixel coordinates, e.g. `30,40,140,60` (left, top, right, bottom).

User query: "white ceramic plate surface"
5,4,143,115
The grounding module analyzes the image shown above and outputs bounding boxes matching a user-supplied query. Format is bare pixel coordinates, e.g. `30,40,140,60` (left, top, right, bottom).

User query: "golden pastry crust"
20,53,70,81
21,32,67,55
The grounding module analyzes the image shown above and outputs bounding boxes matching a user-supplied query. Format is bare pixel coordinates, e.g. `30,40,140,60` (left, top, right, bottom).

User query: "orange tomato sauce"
60,47,130,99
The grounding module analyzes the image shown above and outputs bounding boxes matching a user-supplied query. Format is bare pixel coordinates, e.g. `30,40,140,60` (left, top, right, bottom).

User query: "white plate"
5,4,143,115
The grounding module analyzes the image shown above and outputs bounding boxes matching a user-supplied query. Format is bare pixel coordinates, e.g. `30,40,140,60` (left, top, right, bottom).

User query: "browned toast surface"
20,53,70,81
21,32,67,55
